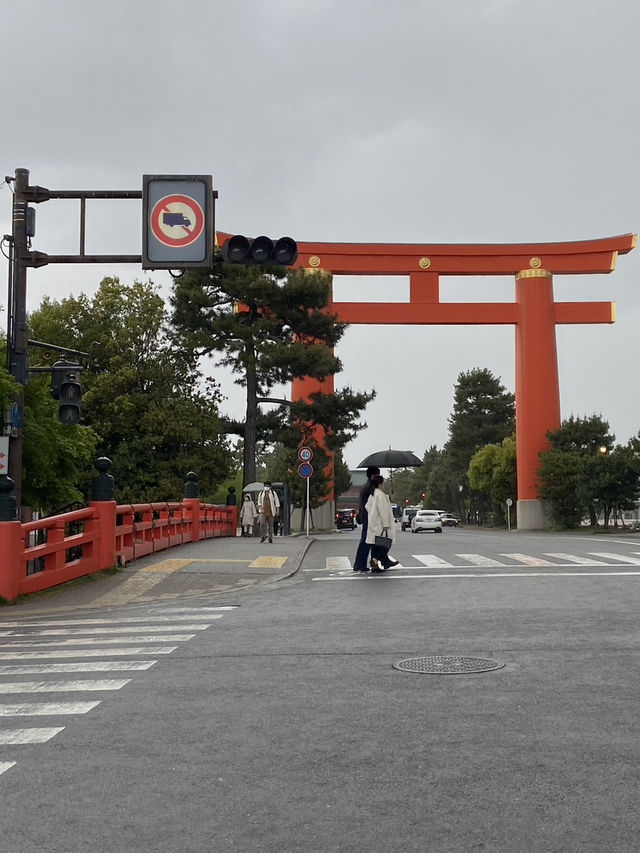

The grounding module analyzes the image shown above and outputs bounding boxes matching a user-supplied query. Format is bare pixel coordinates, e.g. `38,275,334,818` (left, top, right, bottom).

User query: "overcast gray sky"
1,0,639,470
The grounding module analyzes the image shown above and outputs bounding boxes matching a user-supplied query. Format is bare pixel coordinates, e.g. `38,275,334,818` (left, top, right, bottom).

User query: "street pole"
7,168,30,515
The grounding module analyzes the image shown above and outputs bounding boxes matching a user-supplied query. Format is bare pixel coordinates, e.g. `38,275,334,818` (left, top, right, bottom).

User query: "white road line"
457,554,507,567
9,624,211,637
0,646,176,660
313,571,640,581
0,661,156,674
0,614,224,628
413,555,455,569
0,680,130,694
500,553,557,566
0,701,101,716
590,552,640,565
545,553,610,565
0,634,195,648
0,761,16,775
0,728,64,744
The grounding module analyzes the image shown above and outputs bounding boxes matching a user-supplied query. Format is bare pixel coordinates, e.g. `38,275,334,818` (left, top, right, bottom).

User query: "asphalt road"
2,526,640,852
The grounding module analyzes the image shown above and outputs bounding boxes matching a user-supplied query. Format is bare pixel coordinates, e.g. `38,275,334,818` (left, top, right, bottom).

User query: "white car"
411,510,443,533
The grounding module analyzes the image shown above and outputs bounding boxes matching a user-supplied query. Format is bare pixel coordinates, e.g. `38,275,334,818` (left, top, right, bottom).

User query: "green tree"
28,277,232,503
438,368,515,522
171,265,373,488
468,435,517,524
537,415,638,529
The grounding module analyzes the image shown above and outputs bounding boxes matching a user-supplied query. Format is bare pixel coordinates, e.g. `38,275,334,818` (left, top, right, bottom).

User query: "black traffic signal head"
222,235,298,267
52,361,82,425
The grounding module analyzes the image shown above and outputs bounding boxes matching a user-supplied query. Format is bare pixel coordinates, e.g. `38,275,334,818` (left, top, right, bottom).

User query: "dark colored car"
335,509,357,530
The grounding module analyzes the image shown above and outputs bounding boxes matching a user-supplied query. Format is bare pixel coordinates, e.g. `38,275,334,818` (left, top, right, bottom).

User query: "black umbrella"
358,450,423,469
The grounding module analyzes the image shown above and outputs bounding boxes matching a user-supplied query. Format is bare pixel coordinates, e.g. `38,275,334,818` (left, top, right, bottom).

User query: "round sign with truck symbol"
150,194,205,248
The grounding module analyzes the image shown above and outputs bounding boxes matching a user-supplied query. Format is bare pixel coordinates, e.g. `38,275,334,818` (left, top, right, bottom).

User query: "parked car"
401,506,421,531
441,514,460,527
335,508,357,530
411,510,443,533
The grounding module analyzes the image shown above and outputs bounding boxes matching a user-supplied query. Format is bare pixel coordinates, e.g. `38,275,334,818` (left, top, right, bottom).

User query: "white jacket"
239,498,258,525
258,488,280,516
365,489,396,545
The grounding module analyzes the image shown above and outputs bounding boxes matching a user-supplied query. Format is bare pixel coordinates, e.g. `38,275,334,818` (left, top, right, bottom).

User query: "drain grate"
393,656,505,675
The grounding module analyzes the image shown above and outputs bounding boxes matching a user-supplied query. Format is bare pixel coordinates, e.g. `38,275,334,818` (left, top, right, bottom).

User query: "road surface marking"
0,679,130,694
0,614,223,627
0,634,195,648
0,761,16,775
314,570,640,581
500,553,557,566
10,624,211,636
0,701,101,716
590,552,640,565
141,559,194,573
545,553,610,565
0,661,156,675
0,728,64,744
0,646,177,660
413,555,455,568
457,554,507,567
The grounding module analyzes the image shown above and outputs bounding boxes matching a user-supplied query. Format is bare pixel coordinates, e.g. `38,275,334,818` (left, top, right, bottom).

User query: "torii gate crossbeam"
285,233,636,530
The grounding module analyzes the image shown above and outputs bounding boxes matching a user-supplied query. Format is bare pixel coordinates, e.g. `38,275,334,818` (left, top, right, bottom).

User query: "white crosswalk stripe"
0,728,64,744
457,554,507,567
0,701,101,716
0,661,155,675
500,553,557,566
545,553,610,565
0,679,130,694
590,552,640,565
0,605,231,779
0,634,196,648
413,555,455,569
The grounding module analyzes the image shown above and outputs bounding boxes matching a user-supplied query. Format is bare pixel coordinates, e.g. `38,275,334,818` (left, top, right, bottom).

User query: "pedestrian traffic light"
221,235,298,267
51,361,82,425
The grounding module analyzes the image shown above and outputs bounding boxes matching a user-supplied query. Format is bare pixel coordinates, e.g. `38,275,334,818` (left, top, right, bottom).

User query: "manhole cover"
393,656,505,675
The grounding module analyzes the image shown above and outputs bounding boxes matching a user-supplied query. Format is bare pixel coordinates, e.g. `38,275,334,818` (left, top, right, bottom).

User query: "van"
401,506,421,531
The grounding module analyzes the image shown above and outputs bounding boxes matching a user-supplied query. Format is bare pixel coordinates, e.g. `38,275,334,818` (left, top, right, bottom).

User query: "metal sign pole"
306,476,310,538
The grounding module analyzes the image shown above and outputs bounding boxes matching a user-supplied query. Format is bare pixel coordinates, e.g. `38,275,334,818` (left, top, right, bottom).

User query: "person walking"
365,475,399,572
257,482,280,543
352,466,380,572
239,493,258,537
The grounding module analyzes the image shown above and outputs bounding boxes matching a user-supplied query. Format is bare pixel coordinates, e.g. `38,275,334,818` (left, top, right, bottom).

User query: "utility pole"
7,168,30,515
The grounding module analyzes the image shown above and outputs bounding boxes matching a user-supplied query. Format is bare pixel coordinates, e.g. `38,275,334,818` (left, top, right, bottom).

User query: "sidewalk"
3,533,314,615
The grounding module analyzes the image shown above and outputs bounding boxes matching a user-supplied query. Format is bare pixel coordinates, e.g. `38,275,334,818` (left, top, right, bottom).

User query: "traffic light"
51,361,82,425
221,235,298,267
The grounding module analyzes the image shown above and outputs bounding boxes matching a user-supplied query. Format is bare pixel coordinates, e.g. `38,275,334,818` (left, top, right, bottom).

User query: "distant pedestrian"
226,486,237,506
352,466,380,572
239,494,258,537
365,476,399,572
257,482,280,543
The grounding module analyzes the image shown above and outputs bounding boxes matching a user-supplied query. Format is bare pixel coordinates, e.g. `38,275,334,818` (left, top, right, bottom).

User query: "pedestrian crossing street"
310,551,640,578
0,605,237,778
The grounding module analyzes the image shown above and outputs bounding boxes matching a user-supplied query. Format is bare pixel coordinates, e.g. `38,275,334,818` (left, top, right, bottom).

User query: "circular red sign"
150,194,205,247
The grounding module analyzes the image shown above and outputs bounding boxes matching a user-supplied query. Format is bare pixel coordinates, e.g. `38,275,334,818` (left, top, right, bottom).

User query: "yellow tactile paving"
141,559,194,573
248,556,288,569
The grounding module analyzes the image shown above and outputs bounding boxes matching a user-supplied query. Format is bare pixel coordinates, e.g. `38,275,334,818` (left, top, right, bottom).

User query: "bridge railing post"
182,472,201,543
88,457,117,570
0,475,21,601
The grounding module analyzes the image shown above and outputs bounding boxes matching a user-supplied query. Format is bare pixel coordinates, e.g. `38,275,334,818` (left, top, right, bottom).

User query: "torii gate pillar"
515,268,561,529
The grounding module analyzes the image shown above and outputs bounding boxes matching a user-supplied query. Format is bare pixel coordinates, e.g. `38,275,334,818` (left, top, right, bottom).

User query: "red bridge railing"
0,497,238,602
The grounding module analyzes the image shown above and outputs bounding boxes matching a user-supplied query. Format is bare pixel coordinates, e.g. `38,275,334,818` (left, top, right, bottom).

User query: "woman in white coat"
365,475,399,572
239,493,258,536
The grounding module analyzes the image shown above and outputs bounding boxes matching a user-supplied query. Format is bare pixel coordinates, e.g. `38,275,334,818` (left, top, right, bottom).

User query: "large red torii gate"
284,233,636,530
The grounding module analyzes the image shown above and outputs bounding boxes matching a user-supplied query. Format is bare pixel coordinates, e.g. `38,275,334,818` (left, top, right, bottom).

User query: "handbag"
374,528,392,552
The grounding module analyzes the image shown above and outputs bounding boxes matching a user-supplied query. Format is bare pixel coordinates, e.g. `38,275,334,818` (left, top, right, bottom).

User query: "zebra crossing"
0,605,237,778
309,551,640,578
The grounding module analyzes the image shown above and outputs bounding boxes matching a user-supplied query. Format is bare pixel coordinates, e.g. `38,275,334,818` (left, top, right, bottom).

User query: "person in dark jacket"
352,466,380,572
